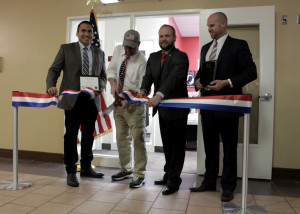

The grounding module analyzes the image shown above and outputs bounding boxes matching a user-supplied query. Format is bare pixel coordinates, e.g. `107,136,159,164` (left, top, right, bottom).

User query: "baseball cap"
123,30,140,48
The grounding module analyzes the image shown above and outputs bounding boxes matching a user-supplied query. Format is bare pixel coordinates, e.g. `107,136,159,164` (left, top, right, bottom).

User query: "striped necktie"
83,47,89,75
118,56,129,92
209,41,218,61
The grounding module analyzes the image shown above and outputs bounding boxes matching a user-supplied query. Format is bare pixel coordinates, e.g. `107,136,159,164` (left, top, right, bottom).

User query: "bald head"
207,12,228,40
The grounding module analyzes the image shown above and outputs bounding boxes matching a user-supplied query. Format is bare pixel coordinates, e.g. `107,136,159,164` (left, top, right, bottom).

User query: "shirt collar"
215,34,228,46
121,47,140,61
78,41,91,50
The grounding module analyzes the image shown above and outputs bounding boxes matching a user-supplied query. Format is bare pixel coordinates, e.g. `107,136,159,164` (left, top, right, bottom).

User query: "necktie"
209,41,218,61
118,56,129,92
83,47,89,75
161,53,166,67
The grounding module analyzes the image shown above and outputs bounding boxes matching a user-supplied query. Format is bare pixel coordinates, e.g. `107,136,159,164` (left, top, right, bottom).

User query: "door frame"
197,6,275,179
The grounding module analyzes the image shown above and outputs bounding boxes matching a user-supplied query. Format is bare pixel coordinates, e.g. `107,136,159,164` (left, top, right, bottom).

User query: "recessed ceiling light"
100,0,119,4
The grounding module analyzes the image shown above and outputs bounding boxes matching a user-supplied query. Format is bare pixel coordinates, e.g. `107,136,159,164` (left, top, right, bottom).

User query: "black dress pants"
201,110,239,192
64,93,98,174
158,112,188,188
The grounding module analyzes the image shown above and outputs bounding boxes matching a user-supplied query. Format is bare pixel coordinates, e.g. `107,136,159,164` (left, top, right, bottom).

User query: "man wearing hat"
107,29,147,188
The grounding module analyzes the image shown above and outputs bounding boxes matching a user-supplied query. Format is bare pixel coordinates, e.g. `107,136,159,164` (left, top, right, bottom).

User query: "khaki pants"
113,104,147,178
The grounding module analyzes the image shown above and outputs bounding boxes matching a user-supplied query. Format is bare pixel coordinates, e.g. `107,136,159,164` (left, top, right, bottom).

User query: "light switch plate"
282,15,288,25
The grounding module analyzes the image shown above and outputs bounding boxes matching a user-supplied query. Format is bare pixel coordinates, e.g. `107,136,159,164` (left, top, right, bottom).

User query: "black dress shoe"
154,179,167,185
221,190,234,202
67,173,79,187
162,186,179,195
189,185,216,192
80,167,104,178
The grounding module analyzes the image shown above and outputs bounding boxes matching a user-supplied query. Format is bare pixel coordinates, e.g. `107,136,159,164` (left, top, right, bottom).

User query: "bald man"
190,12,257,202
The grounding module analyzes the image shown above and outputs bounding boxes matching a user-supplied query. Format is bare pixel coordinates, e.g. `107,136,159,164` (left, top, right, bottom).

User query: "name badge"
80,76,99,90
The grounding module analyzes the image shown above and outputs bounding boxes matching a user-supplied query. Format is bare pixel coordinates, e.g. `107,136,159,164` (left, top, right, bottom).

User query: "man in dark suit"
138,24,189,195
189,12,257,202
46,21,107,187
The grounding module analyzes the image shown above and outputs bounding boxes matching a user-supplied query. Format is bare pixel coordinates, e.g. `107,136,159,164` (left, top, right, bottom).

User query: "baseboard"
1,148,299,179
0,149,63,163
272,167,300,180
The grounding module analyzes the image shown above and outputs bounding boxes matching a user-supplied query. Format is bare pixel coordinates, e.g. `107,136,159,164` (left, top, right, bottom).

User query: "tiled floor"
0,153,300,214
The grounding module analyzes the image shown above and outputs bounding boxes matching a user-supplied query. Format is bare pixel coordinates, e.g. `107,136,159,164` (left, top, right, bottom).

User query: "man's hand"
47,87,58,95
207,80,229,91
95,88,103,96
120,99,130,109
195,78,204,90
108,78,118,98
137,90,146,98
146,94,162,107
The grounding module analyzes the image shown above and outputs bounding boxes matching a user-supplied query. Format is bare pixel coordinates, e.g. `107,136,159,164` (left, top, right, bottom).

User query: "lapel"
217,36,232,62
74,42,82,74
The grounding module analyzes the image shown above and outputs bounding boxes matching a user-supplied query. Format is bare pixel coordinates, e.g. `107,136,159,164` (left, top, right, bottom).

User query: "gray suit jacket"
46,42,107,111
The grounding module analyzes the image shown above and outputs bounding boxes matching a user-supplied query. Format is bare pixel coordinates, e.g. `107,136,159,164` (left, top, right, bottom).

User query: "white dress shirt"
107,45,147,92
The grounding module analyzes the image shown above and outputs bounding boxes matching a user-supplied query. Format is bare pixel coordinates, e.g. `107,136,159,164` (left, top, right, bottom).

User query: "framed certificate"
80,76,99,90
200,60,217,87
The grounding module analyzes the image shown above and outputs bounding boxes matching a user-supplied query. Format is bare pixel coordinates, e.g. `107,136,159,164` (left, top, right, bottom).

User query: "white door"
197,6,275,179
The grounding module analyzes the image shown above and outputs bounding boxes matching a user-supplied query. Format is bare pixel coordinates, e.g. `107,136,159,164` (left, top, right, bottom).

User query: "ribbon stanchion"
121,90,265,214
0,106,34,190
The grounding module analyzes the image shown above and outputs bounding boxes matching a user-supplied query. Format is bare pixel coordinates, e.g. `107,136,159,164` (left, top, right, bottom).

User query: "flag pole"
0,97,34,190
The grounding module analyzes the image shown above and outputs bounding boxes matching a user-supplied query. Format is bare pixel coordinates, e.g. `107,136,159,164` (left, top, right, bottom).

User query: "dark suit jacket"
46,42,107,111
141,47,190,121
195,36,257,117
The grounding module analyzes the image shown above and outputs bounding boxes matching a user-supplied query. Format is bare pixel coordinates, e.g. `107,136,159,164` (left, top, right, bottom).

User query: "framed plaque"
80,76,99,90
200,60,217,87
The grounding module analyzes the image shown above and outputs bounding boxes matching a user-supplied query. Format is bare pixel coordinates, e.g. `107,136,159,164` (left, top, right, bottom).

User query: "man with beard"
138,24,189,195
190,12,257,202
107,30,147,188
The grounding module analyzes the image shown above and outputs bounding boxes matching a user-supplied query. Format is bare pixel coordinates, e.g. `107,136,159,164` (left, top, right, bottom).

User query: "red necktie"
161,53,166,67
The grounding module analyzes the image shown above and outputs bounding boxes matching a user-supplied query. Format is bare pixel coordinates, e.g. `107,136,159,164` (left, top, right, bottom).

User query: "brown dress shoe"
221,190,234,202
189,185,216,192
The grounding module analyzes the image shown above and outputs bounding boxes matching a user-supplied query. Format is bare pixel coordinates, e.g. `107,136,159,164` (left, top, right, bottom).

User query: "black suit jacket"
195,36,257,117
141,47,190,121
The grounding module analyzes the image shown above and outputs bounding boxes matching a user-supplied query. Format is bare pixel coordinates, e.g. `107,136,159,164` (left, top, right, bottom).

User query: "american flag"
90,10,101,48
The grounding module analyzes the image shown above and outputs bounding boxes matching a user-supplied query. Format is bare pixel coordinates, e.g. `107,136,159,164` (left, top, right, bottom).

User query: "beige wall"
0,0,299,169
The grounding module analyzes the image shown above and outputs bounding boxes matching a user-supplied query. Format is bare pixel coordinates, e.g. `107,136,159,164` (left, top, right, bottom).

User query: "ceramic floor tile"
253,194,285,202
29,201,75,214
187,205,222,214
108,211,139,214
50,192,91,205
32,185,70,196
148,208,186,214
79,179,108,187
294,207,300,214
67,183,104,195
0,194,17,206
286,197,300,208
231,193,255,203
10,193,53,207
255,200,295,213
158,189,191,199
113,198,152,213
0,186,37,197
89,190,127,203
73,200,116,214
101,183,131,193
152,196,188,211
0,203,34,214
189,192,222,208
125,189,160,202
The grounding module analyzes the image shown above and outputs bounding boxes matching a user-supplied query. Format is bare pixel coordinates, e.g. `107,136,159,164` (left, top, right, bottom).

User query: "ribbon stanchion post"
222,113,265,214
0,104,34,190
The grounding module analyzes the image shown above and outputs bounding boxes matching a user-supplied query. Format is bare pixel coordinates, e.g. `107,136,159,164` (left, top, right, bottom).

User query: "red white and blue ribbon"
12,88,112,139
12,88,96,108
121,90,252,113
